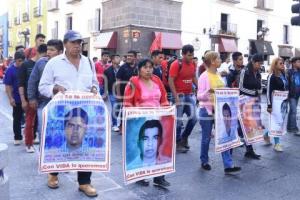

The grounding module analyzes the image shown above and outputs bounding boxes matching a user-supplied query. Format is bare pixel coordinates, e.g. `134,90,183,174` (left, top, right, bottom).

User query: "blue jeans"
109,94,120,127
37,103,47,142
287,97,299,130
167,92,175,105
99,85,104,96
199,108,233,169
176,94,197,141
264,131,280,144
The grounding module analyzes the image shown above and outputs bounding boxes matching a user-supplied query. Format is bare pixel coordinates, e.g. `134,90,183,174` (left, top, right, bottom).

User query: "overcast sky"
0,0,8,15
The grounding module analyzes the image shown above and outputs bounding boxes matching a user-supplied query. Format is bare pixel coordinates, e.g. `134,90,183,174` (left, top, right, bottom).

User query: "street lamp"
257,27,269,67
19,28,30,48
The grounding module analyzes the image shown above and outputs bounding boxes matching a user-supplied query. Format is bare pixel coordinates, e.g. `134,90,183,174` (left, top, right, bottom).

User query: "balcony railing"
14,17,21,25
48,0,59,11
212,22,237,37
34,7,42,17
88,18,100,33
66,0,82,4
22,13,29,22
220,0,240,4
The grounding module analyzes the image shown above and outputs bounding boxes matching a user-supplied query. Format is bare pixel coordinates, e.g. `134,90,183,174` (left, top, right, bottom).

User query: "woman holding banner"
197,51,241,174
266,57,288,152
238,54,263,159
123,58,170,187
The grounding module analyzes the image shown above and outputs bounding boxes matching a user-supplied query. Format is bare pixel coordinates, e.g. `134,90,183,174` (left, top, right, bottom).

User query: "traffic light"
291,1,300,26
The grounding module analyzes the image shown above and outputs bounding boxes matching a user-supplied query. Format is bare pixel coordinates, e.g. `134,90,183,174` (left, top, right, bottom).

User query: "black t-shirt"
18,59,36,100
153,65,163,80
116,63,138,97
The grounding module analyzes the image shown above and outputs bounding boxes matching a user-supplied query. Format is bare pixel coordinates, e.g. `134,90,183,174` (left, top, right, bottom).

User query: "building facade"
7,0,47,56
47,0,103,58
0,13,8,58
46,0,182,58
101,0,182,56
182,0,300,63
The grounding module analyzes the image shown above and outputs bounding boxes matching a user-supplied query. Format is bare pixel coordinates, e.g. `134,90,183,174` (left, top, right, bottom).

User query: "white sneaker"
274,144,283,152
112,126,120,132
26,146,35,153
33,137,40,144
14,140,22,145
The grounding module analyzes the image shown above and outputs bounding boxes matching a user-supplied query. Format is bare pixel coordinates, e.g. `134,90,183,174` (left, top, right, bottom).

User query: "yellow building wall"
8,0,47,56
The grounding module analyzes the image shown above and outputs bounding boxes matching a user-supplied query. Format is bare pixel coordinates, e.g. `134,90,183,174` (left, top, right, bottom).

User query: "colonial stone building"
99,0,183,56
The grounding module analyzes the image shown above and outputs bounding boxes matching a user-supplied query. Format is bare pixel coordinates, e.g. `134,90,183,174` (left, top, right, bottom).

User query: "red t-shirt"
169,59,196,94
95,61,111,86
24,47,37,59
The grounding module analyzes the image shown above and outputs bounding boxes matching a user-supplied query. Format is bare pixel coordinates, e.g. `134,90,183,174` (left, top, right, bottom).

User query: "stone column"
0,143,9,200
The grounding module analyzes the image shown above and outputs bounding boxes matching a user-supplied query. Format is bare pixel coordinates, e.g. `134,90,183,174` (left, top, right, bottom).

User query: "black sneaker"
136,179,150,187
224,166,241,174
287,128,298,133
181,137,190,150
176,143,188,153
244,151,261,160
201,163,211,171
153,177,171,188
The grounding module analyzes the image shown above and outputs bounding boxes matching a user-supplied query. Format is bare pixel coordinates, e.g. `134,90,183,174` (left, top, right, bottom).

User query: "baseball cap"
63,30,82,42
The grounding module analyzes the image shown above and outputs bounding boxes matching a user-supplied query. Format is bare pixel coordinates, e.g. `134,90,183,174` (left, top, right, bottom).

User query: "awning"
93,32,117,49
219,38,237,53
295,48,300,57
150,32,182,52
278,45,293,58
250,40,274,55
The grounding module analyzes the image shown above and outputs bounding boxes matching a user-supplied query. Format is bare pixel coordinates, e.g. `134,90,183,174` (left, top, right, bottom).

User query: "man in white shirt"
218,57,231,85
39,30,98,197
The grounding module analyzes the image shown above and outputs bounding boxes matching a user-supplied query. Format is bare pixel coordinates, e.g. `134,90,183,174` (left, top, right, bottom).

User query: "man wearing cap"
39,30,99,197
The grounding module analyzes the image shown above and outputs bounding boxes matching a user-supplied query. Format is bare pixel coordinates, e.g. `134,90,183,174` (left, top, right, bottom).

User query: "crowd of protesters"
1,29,300,198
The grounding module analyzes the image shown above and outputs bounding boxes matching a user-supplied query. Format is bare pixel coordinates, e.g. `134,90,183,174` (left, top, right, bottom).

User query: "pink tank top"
139,80,161,107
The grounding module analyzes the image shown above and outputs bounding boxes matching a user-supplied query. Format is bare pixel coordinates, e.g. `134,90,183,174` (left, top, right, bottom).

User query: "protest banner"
239,95,265,145
39,91,110,173
215,89,243,153
122,106,176,184
269,91,289,137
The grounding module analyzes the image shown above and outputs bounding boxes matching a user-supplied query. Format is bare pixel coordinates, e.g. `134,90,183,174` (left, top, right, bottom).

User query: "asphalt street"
1,82,300,200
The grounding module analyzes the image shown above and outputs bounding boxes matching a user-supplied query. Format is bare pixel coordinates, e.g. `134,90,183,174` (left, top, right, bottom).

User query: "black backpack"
165,58,183,82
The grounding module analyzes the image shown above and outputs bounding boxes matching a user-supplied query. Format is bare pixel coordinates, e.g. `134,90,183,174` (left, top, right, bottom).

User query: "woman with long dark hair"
238,54,263,159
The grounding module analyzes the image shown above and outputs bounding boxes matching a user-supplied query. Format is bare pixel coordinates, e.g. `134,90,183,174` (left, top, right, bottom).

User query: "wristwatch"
91,86,98,92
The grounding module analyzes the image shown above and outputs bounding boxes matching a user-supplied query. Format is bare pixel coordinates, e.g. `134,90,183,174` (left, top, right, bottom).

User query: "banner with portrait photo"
123,106,176,184
269,91,289,137
239,95,265,145
215,89,243,153
39,91,110,173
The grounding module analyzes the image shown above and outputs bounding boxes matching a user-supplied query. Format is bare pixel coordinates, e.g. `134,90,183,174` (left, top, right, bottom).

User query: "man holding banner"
39,30,99,197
